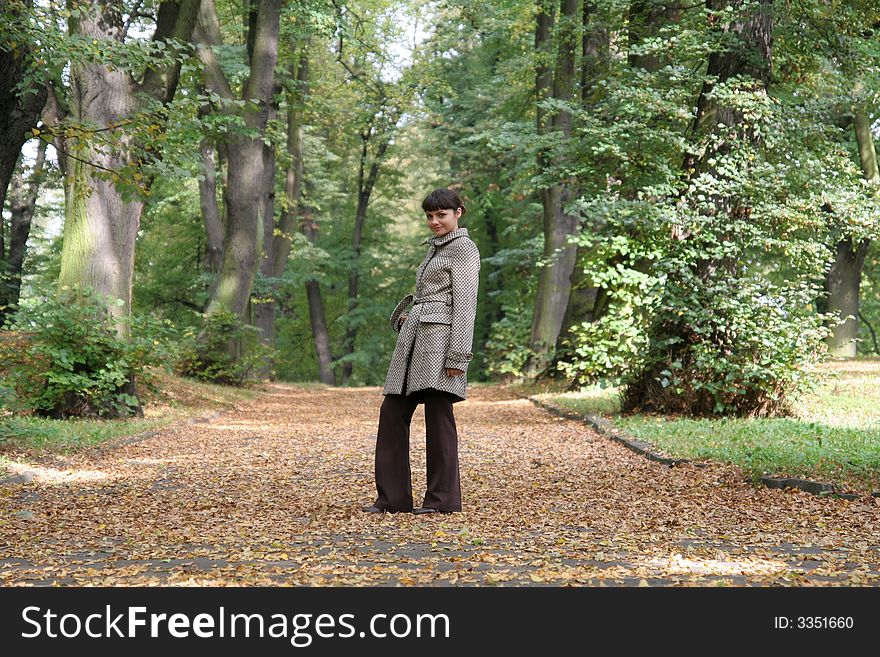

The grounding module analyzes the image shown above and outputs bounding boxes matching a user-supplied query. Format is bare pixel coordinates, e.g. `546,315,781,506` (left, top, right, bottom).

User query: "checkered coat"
382,227,481,402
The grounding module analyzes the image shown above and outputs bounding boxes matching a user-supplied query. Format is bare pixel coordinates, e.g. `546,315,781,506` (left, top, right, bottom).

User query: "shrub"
483,304,533,379
622,265,834,417
556,306,650,387
554,202,664,387
175,308,275,386
1,291,180,418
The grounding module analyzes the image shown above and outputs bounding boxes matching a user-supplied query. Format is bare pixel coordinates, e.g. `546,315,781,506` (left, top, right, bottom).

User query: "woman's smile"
425,207,462,237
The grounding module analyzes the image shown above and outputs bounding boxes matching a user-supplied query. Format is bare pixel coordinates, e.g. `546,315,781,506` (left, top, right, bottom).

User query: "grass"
0,415,172,452
536,358,880,494
0,368,261,478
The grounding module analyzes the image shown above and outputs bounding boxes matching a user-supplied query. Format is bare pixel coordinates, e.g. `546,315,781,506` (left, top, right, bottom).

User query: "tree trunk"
57,0,199,335
825,237,870,357
534,0,554,139
301,207,336,385
526,0,579,376
249,46,314,379
557,0,611,348
275,47,334,385
198,0,282,321
206,137,267,319
340,117,397,384
0,139,47,318
627,0,681,71
58,0,142,333
580,1,607,93
824,109,878,356
198,138,224,274
0,0,47,220
685,0,772,164
340,172,369,385
253,80,281,361
269,49,310,278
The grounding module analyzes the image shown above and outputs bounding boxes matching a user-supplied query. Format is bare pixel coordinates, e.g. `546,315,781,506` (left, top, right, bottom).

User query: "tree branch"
859,311,880,355
139,0,201,104
123,0,147,38
194,0,235,101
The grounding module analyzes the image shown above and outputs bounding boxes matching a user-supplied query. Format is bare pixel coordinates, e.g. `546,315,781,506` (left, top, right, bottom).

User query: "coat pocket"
416,312,453,354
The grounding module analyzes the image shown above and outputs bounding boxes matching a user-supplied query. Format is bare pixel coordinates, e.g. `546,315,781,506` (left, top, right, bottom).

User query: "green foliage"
0,415,167,452
484,303,533,379
10,0,880,410
133,177,211,327
615,67,870,415
557,309,649,386
626,276,834,416
176,309,276,386
555,199,666,385
0,291,180,418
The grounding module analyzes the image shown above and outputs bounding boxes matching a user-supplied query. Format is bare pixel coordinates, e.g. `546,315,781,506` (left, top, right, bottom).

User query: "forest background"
1,0,879,422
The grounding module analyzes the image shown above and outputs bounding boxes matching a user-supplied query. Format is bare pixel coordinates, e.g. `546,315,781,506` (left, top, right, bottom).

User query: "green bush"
554,201,663,386
0,291,180,418
176,309,276,386
622,273,833,417
484,304,533,379
557,307,650,387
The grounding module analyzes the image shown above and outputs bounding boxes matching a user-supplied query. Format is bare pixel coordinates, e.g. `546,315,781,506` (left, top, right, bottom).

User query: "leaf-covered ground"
2,384,879,586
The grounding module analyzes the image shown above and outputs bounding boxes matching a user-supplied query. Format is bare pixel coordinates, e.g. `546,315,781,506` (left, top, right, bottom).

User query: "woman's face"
425,206,461,238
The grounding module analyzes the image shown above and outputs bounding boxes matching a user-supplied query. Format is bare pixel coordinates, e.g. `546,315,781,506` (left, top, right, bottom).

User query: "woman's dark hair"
422,188,467,217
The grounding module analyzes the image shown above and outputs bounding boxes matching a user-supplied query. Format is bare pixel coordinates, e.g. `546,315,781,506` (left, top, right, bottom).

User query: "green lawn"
0,369,261,479
537,358,880,494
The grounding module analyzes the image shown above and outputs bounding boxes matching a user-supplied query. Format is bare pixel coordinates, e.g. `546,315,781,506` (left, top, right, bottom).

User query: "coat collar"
420,226,469,247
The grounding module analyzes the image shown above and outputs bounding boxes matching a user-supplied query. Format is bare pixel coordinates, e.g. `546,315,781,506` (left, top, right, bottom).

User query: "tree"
194,0,282,326
622,0,792,415
0,0,47,223
253,42,324,377
55,0,200,335
824,108,876,357
0,139,47,318
525,0,580,375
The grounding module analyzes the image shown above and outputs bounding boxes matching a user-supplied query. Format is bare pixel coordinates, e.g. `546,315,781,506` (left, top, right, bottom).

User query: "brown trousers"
372,388,462,512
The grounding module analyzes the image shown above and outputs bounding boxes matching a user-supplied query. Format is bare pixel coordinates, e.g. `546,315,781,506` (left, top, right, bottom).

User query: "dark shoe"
362,505,386,513
413,507,452,515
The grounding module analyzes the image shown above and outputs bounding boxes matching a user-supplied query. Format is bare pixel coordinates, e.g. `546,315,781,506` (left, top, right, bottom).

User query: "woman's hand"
397,313,408,328
445,368,465,377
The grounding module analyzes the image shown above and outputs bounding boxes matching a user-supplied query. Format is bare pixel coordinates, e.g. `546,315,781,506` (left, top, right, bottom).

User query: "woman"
363,188,481,515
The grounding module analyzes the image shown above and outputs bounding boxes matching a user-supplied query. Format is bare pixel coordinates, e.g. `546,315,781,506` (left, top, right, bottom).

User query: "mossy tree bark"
824,109,877,357
57,0,199,336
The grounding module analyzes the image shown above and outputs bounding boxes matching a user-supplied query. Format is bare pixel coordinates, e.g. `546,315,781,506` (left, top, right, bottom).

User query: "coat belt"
412,293,452,305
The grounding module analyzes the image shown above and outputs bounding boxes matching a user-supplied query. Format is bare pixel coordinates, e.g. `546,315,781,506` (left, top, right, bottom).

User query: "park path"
2,383,879,586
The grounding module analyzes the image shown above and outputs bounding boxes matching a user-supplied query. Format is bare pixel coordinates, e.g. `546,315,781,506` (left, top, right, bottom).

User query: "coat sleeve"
445,239,481,370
